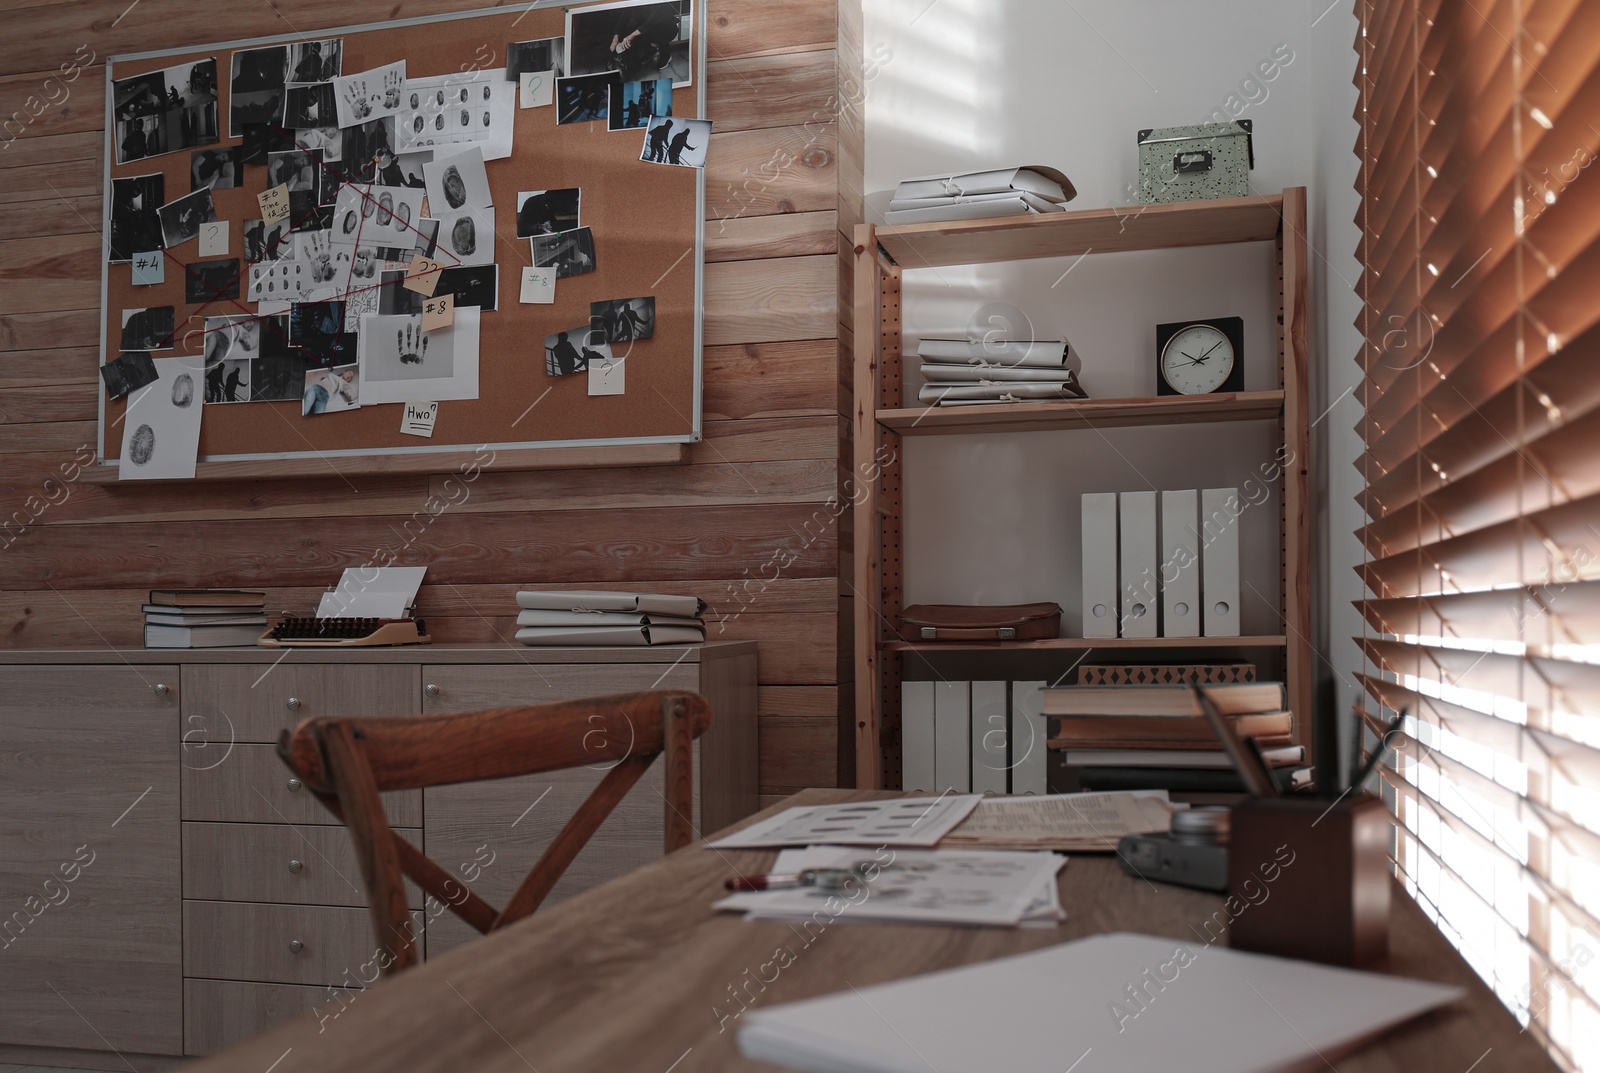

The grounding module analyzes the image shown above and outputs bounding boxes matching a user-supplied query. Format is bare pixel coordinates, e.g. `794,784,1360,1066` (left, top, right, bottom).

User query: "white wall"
862,0,1366,730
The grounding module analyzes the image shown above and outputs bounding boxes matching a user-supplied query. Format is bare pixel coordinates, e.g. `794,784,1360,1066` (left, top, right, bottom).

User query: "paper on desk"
716,846,1065,928
709,795,982,850
939,791,1178,853
316,566,427,619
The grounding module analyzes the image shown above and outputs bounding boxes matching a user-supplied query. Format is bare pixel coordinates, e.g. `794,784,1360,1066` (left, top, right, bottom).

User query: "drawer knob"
424,684,440,699
153,683,170,697
285,697,302,712
288,940,304,954
286,778,303,792
287,859,303,874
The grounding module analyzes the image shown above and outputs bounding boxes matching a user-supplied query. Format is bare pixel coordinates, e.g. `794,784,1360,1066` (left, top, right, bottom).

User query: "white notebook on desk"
738,932,1461,1073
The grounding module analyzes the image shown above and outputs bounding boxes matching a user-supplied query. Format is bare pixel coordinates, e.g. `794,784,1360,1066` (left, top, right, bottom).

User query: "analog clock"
1156,316,1245,396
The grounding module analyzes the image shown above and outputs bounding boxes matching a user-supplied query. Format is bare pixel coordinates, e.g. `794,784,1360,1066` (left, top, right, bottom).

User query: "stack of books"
884,165,1075,224
144,589,268,648
915,337,1087,406
514,590,706,646
1043,682,1311,793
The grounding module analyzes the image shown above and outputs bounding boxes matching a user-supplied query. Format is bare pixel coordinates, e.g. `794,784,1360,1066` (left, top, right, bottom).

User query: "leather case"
897,602,1062,642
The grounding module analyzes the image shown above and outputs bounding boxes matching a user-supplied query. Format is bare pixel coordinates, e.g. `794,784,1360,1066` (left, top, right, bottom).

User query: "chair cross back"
276,689,709,976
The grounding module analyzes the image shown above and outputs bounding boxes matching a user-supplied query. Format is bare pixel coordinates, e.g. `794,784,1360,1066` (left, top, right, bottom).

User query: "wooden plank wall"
0,0,861,807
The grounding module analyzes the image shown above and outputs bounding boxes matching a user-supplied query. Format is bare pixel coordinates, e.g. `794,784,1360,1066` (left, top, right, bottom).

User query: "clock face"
1160,324,1236,395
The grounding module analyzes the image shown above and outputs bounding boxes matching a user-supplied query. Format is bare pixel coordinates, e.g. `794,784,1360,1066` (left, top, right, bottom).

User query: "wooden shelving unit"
849,189,1313,790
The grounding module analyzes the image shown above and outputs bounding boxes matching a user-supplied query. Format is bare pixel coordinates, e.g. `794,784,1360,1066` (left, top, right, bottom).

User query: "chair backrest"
276,690,710,976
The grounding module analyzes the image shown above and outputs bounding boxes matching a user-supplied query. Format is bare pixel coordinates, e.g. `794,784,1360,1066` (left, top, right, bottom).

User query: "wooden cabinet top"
0,641,756,666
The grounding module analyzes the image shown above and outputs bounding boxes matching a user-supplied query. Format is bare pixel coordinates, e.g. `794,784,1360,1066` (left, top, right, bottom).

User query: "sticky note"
131,251,164,285
258,183,291,224
198,220,229,257
519,267,556,304
401,401,439,437
403,253,443,295
422,292,455,331
588,355,625,396
520,70,554,108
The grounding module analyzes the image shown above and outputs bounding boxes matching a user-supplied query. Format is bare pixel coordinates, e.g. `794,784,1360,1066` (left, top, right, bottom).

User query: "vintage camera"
1117,806,1230,892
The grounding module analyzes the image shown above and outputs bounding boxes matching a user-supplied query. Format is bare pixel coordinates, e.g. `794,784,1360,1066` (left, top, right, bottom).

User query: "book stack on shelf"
884,165,1075,224
1044,682,1310,794
915,337,1087,406
514,590,706,647
143,589,268,649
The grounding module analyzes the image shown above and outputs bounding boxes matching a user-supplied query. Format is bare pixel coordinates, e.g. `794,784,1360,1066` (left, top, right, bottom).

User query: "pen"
1348,707,1407,793
724,866,867,893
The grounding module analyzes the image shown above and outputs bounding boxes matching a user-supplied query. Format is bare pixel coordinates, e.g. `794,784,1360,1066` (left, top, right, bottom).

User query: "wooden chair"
276,690,709,976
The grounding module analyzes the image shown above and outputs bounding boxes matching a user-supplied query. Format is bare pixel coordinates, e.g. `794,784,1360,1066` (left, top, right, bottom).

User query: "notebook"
738,932,1461,1073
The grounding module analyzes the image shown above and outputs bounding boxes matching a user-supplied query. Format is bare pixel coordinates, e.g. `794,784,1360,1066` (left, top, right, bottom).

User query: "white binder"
970,681,1009,794
1080,492,1119,638
901,681,936,792
1201,486,1242,636
1118,490,1158,639
1160,489,1200,637
1009,681,1048,795
933,681,971,793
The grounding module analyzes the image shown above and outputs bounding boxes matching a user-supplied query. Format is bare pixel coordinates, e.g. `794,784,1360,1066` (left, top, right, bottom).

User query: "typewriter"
258,614,431,647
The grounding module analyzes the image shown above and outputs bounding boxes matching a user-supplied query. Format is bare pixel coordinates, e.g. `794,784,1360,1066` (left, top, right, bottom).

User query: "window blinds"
1355,1,1600,1068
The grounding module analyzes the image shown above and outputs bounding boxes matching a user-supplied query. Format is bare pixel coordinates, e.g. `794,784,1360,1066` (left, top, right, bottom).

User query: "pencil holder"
1225,792,1391,967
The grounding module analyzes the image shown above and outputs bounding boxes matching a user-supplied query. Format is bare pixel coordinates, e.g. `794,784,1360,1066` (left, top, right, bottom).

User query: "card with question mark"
198,220,230,257
520,70,553,108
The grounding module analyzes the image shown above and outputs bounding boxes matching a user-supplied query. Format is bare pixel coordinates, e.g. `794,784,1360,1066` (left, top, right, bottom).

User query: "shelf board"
881,635,1289,653
877,390,1284,436
875,194,1284,269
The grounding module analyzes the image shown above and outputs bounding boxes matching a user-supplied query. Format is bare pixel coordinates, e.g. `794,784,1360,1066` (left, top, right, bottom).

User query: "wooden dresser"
0,642,757,1069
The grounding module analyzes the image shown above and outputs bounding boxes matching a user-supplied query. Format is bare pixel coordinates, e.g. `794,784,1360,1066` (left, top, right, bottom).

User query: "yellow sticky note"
403,253,443,296
422,292,455,331
257,184,291,224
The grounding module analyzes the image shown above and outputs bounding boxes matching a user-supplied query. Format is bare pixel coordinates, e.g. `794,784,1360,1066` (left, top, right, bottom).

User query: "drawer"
419,663,698,712
184,900,421,987
184,978,357,1056
181,664,419,745
182,743,420,826
183,822,423,909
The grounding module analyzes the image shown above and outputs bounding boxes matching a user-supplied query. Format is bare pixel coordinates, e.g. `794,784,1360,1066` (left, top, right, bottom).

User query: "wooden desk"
186,790,1559,1073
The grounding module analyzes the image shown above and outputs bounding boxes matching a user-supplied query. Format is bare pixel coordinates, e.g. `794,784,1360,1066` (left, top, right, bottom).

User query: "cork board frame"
96,1,704,480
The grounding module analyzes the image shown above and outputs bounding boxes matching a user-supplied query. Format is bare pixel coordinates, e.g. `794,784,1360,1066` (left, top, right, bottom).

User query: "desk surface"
187,790,1559,1073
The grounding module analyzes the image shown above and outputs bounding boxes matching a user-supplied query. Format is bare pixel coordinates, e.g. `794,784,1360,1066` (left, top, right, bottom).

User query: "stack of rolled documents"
514,590,706,646
915,337,1088,405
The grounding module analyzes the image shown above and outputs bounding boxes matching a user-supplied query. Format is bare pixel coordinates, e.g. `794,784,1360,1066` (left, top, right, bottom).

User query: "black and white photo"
120,306,176,351
109,173,164,263
156,187,218,248
432,207,495,267
507,37,565,81
357,309,482,404
229,45,287,137
191,146,241,190
566,0,692,88
608,77,671,131
99,352,158,400
113,59,220,164
437,264,498,311
515,187,580,237
185,258,241,304
639,115,709,168
544,324,594,377
590,296,655,343
423,147,491,212
119,357,204,481
530,225,596,278
288,39,342,83
282,81,336,129
556,72,619,124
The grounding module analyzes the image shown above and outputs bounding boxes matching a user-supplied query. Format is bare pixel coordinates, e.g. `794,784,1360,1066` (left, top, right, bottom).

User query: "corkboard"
98,2,703,470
